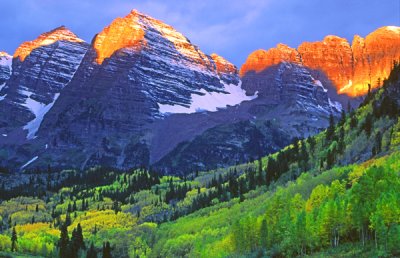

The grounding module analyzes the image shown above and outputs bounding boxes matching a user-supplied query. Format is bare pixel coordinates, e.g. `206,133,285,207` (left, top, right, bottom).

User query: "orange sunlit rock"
349,26,400,97
239,44,301,77
211,53,237,75
298,35,354,92
93,9,213,67
93,10,146,64
240,26,400,97
14,26,84,62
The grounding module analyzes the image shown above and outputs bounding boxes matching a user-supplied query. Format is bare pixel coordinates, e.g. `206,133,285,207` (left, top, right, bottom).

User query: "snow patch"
158,81,257,114
0,54,12,75
0,94,6,101
313,80,328,92
0,83,6,92
21,156,38,169
329,98,342,112
386,26,400,33
23,93,60,139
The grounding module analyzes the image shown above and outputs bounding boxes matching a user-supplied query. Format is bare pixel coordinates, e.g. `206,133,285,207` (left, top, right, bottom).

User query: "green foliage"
0,63,398,258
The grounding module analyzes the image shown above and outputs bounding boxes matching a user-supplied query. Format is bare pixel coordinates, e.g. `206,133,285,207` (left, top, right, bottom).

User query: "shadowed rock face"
240,26,400,97
154,62,342,174
14,26,85,62
0,27,89,132
0,10,353,173
0,52,12,85
0,10,242,170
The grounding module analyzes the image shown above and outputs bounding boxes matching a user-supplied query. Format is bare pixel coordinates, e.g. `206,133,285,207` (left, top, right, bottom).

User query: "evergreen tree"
11,227,17,252
362,113,373,136
340,109,346,125
373,131,382,155
257,158,264,185
86,243,97,258
350,115,358,129
326,113,335,142
71,223,85,256
112,200,120,214
59,223,70,258
102,241,112,258
347,101,352,113
65,212,71,226
260,218,268,247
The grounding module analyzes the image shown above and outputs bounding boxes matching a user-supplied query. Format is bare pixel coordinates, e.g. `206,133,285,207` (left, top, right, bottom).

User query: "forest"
0,62,399,257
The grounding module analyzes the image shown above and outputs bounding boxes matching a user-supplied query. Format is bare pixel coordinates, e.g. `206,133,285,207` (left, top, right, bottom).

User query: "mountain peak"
241,26,400,97
0,51,11,57
210,53,237,75
239,44,301,77
93,9,212,67
93,10,146,64
377,25,400,34
14,26,84,61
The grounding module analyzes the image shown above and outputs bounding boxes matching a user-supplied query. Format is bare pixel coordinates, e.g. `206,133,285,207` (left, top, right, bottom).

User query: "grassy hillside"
0,62,399,257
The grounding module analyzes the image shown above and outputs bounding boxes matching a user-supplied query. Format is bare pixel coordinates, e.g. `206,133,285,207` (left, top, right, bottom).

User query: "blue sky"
1,0,399,66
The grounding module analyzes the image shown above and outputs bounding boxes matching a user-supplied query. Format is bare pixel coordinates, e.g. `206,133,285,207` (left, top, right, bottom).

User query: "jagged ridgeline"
0,62,399,257
1,9,399,173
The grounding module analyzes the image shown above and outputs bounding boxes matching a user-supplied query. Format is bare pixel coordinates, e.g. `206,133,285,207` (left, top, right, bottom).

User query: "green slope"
0,63,399,257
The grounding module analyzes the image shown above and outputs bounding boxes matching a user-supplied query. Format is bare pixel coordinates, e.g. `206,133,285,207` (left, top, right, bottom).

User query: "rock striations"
0,27,89,139
3,10,244,169
0,52,12,86
240,26,400,97
0,9,396,173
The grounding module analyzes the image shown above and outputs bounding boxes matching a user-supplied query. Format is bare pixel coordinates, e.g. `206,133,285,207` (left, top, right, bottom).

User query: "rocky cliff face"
240,26,400,97
350,26,400,96
156,61,341,173
6,10,245,170
0,10,363,173
0,52,12,86
0,27,89,143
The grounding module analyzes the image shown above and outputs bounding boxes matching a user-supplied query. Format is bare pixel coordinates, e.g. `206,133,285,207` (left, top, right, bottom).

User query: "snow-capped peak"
0,51,12,69
14,26,84,61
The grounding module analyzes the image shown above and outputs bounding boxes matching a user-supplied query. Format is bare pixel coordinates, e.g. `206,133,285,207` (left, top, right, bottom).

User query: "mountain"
2,11,397,173
0,62,399,258
0,52,12,87
0,10,254,170
155,61,341,173
240,26,400,97
0,26,88,137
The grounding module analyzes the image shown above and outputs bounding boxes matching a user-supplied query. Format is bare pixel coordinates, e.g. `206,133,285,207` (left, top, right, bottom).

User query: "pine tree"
260,218,268,247
102,241,112,258
76,223,85,250
363,113,373,136
71,228,79,258
86,243,97,258
340,109,346,125
347,101,352,113
257,157,264,185
59,223,70,258
11,227,17,252
350,114,358,129
113,200,120,214
326,113,335,142
65,212,71,226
